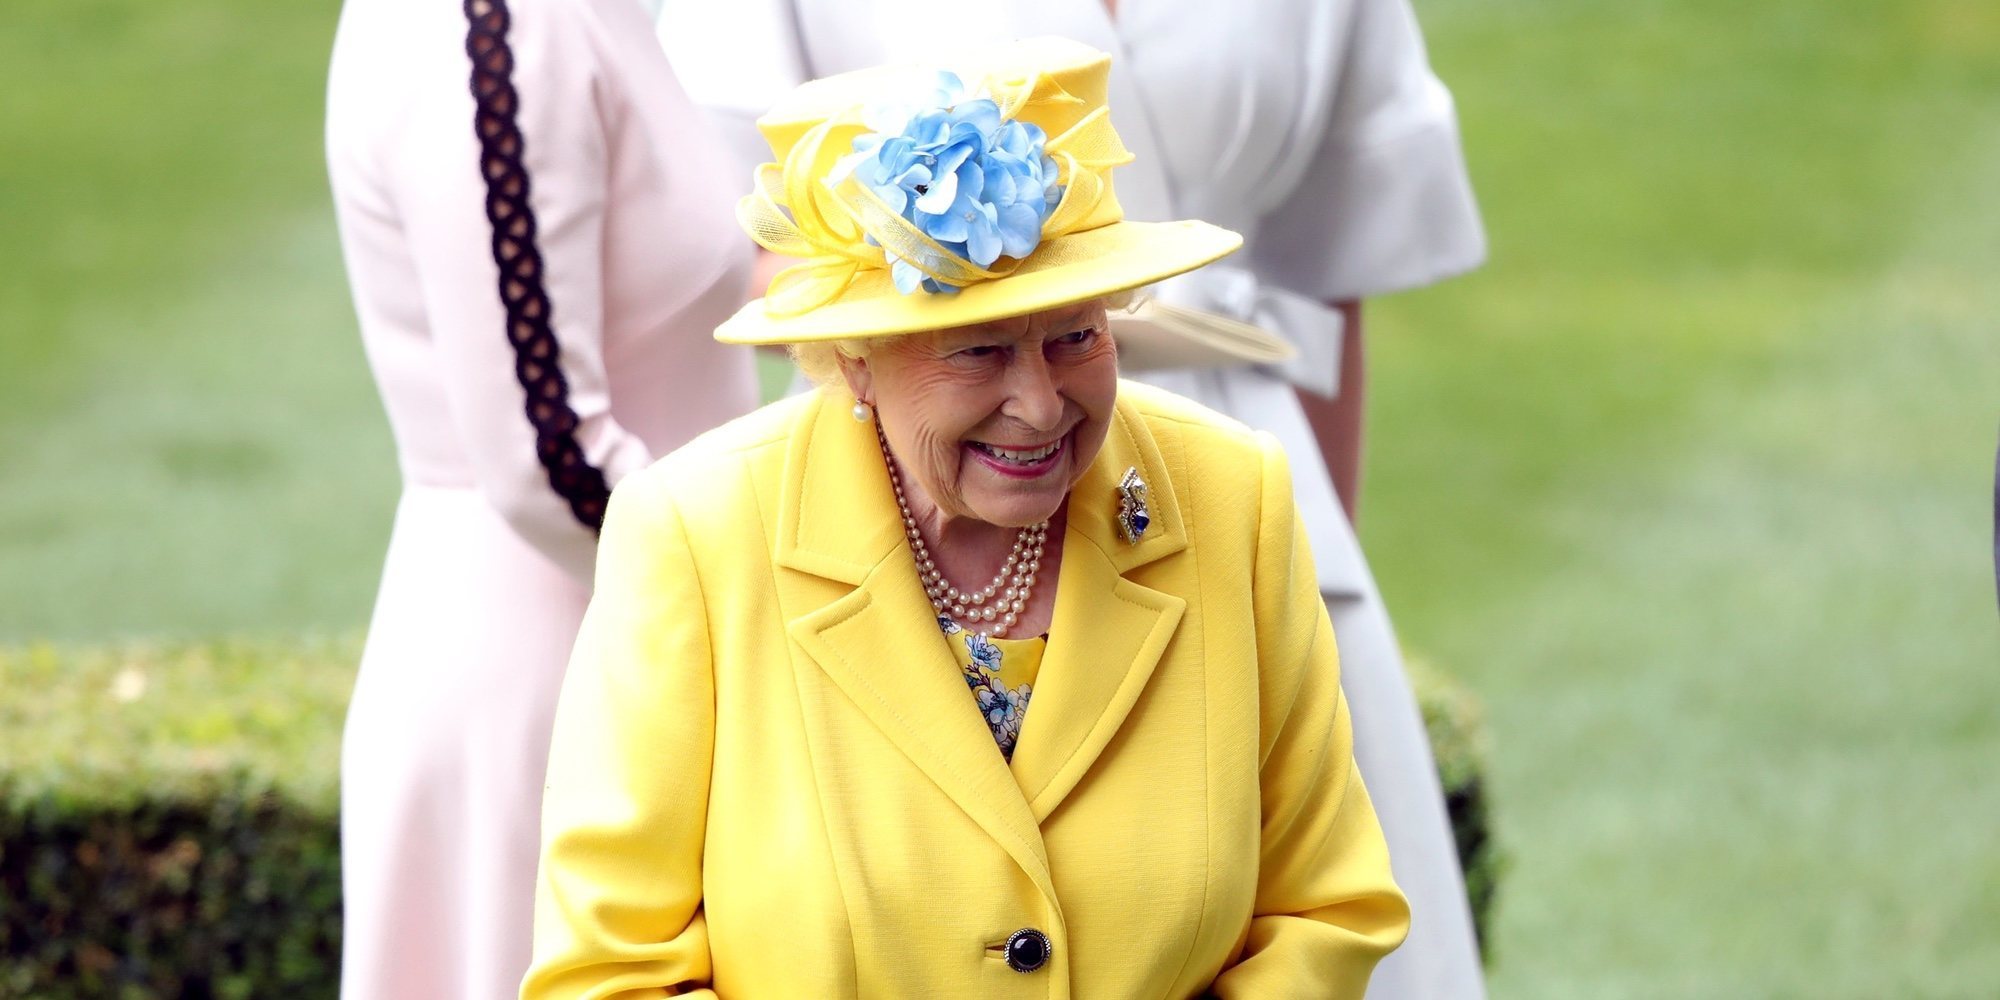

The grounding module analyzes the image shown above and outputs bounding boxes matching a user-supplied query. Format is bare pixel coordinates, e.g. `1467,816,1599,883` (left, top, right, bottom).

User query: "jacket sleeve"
1210,435,1411,998
387,0,658,581
521,470,718,999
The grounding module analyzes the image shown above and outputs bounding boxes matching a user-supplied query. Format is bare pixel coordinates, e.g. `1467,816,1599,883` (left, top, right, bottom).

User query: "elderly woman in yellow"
522,38,1407,1000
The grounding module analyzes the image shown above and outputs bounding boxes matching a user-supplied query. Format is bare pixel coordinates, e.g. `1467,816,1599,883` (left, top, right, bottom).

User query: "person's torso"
644,387,1286,996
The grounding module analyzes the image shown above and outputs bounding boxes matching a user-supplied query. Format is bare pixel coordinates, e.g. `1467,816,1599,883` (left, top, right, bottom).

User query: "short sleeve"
1250,0,1486,300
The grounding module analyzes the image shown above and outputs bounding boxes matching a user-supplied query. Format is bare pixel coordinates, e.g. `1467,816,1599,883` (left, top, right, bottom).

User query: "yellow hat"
714,37,1243,346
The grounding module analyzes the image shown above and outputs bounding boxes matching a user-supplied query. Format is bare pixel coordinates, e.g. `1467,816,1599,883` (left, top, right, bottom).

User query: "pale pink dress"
325,0,755,995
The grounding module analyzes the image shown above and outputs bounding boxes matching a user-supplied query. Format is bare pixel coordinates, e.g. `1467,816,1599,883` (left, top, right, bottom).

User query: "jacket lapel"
778,389,1190,885
1008,393,1188,821
779,395,1057,903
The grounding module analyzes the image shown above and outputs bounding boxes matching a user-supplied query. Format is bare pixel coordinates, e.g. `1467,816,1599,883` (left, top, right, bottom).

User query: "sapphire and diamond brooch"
1116,466,1150,544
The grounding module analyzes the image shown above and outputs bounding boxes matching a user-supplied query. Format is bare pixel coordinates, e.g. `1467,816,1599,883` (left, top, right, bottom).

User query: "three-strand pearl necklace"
879,424,1047,639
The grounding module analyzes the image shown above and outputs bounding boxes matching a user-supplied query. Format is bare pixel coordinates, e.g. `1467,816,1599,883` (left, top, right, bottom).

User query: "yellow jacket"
524,383,1409,999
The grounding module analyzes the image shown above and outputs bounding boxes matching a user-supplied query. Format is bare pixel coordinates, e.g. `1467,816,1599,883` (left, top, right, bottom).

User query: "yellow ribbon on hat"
736,71,1135,318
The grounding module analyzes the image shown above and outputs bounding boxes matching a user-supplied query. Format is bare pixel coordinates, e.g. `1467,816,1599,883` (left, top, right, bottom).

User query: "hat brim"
715,219,1242,345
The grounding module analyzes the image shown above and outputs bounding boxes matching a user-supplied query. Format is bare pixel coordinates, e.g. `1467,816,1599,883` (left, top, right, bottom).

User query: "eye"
1051,328,1100,351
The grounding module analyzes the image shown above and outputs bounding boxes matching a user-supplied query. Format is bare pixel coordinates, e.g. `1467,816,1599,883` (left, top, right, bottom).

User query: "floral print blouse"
938,617,1044,760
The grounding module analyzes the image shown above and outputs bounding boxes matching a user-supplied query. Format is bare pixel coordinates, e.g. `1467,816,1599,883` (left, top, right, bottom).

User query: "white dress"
326,0,756,995
659,2,1488,996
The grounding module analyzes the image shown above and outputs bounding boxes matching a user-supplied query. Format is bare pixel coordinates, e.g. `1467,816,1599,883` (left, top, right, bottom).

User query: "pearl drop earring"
852,400,873,422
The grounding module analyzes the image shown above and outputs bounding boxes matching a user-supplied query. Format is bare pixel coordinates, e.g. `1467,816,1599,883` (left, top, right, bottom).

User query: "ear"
836,351,874,405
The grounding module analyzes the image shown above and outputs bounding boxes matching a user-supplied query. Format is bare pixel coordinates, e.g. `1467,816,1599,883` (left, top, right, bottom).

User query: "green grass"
0,1,396,640
1363,1,2000,994
4,0,1999,995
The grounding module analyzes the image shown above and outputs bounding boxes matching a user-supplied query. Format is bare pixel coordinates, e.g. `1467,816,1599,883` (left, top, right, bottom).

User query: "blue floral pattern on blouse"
939,617,1035,759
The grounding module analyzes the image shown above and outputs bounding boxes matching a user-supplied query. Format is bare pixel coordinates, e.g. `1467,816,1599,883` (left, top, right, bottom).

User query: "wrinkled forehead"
923,299,1108,347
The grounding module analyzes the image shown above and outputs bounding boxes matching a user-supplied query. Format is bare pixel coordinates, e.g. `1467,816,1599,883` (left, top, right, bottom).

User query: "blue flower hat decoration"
832,72,1064,295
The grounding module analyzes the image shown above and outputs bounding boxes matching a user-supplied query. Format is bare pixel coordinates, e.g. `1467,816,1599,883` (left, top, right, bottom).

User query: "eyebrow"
953,306,1102,341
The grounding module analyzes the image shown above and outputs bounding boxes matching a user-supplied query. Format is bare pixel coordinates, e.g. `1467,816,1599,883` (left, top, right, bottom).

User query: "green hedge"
1407,654,1504,961
1,637,1497,995
0,638,349,999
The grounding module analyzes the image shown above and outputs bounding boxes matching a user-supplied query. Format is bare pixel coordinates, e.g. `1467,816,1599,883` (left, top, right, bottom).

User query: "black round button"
1005,928,1050,973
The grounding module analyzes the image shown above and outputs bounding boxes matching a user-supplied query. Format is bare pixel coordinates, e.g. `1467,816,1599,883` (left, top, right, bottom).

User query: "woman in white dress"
325,0,756,994
657,2,1487,996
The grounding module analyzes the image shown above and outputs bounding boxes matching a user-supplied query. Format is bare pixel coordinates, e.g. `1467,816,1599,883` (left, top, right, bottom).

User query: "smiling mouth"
969,438,1064,466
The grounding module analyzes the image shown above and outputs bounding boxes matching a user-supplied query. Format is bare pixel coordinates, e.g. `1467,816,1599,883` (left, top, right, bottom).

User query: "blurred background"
3,0,1997,995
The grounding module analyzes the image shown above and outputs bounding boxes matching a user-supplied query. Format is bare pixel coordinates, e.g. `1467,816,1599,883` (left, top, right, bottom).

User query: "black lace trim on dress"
463,0,611,533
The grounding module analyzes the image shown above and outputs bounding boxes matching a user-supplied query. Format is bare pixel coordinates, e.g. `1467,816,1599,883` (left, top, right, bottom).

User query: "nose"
998,350,1064,432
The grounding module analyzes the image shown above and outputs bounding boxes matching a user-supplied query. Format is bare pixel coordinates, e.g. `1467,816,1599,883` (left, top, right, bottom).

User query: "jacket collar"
774,392,906,586
781,387,1189,905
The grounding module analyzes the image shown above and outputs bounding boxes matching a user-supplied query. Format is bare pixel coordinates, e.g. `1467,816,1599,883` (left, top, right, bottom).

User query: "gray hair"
789,337,881,390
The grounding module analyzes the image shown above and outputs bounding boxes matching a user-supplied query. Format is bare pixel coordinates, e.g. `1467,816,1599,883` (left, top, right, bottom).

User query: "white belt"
1156,265,1347,398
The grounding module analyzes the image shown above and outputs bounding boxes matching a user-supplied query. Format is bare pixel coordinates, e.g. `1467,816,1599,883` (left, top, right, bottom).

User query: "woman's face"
845,299,1119,529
